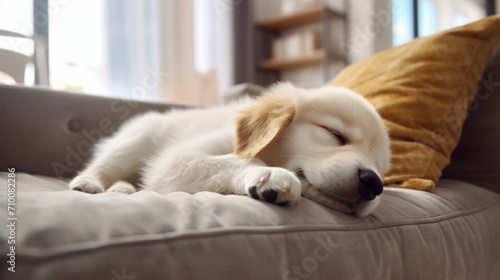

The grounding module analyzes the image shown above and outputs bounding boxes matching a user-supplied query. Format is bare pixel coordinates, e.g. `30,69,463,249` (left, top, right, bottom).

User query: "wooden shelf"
258,50,324,71
255,3,348,78
256,4,344,31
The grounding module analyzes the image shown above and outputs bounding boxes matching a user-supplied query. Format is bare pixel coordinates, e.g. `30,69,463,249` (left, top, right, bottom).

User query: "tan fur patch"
235,95,296,159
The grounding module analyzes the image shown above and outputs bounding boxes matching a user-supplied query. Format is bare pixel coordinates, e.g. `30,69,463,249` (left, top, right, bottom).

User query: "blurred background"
0,0,497,105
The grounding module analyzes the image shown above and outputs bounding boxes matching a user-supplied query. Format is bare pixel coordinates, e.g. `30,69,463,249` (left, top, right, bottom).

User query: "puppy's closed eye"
320,126,348,146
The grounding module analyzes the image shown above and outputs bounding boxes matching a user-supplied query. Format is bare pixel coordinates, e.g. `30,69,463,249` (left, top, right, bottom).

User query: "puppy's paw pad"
69,176,105,194
243,167,301,206
275,200,290,206
248,186,259,199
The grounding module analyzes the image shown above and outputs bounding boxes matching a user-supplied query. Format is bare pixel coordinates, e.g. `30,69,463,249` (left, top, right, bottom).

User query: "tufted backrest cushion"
0,85,191,179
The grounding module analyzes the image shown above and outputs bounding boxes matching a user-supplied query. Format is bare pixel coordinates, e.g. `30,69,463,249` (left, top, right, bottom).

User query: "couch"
1,36,500,280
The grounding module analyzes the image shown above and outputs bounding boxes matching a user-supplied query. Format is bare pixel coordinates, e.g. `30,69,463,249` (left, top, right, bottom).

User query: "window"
393,0,488,46
1,0,234,105
0,0,35,84
49,0,160,100
392,0,415,46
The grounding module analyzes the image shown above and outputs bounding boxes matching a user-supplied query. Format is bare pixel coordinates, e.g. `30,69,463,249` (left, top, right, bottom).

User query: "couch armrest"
0,85,193,179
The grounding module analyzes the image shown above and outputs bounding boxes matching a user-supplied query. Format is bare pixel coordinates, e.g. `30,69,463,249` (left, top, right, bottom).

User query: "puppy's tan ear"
235,94,295,159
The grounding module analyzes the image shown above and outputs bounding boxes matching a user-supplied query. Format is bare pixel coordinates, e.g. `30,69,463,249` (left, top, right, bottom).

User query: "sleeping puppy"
69,83,390,217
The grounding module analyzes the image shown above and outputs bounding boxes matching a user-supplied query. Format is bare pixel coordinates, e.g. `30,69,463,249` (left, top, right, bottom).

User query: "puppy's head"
235,82,390,217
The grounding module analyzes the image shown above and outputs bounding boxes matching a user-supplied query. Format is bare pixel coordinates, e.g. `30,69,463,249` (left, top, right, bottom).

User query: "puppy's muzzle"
358,170,383,200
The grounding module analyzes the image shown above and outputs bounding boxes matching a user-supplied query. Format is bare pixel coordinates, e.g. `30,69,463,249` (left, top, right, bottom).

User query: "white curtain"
158,0,234,105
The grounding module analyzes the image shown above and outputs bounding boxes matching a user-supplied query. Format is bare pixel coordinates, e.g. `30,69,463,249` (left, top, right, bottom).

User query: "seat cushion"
1,173,499,280
331,15,500,191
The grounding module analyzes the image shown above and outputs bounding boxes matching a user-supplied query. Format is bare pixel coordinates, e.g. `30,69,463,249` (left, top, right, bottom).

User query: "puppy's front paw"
243,167,301,206
69,176,105,194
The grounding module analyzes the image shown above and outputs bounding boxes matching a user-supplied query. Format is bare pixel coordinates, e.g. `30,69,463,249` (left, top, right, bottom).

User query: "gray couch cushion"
1,173,499,280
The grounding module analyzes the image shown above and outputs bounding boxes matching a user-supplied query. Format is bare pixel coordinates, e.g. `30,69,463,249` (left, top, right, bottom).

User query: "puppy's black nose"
358,170,383,200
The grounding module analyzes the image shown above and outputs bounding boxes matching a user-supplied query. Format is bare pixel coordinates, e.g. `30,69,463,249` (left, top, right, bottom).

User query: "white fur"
70,83,390,217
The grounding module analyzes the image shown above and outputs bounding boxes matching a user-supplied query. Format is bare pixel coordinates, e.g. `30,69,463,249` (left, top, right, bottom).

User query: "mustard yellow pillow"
331,15,500,191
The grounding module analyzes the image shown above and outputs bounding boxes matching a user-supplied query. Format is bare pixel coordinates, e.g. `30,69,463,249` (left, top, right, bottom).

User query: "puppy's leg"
69,136,146,194
69,112,162,193
143,129,301,206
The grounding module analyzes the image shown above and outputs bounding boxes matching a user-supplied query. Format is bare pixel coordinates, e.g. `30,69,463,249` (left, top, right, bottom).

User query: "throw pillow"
331,15,500,191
